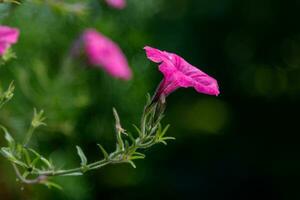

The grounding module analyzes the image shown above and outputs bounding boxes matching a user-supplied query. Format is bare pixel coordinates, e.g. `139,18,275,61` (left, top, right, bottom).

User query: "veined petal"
144,46,219,97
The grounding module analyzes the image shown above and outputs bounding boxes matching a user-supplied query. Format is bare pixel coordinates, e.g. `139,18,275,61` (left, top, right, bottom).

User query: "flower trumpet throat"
0,25,19,56
144,46,220,102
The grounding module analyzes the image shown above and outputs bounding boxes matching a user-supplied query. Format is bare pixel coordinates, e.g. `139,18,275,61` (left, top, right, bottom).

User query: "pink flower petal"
144,46,220,98
79,29,132,80
0,25,19,56
105,0,126,9
0,42,9,55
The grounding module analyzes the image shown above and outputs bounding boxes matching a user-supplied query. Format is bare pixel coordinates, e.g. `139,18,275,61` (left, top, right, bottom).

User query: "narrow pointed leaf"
132,124,143,136
132,152,145,158
160,124,170,137
43,181,63,190
97,144,109,160
127,132,136,144
61,172,83,176
127,160,136,168
131,156,145,160
28,148,41,157
161,136,176,141
31,155,41,167
76,146,87,166
159,140,167,145
40,157,53,169
0,125,15,149
22,148,31,165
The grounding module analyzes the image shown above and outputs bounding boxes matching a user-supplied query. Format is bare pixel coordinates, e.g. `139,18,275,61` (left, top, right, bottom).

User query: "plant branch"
1,96,173,187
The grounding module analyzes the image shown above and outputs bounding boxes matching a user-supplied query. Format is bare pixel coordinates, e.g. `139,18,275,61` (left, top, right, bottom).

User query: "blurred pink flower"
0,25,19,56
79,29,132,80
144,46,219,101
105,0,126,9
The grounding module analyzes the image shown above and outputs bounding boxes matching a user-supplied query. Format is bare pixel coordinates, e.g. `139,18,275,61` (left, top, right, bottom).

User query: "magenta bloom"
144,46,219,100
0,25,19,56
105,0,126,9
79,29,132,80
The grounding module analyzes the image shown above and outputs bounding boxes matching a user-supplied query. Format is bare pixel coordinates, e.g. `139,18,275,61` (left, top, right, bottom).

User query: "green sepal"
76,146,87,166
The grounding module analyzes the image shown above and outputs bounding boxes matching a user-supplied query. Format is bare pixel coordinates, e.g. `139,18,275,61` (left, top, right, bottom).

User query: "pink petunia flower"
105,0,126,9
77,29,132,80
0,25,19,56
144,46,219,101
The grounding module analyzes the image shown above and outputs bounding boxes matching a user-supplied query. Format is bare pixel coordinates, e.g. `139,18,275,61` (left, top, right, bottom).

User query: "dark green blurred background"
1,0,300,199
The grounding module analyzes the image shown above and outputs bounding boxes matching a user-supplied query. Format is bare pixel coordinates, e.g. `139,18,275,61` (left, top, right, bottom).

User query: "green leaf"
124,140,130,149
0,125,15,149
0,147,14,159
28,148,53,168
160,124,170,137
12,159,28,168
16,144,23,158
158,137,176,145
127,132,136,144
132,124,143,136
159,140,167,145
145,93,152,105
132,152,145,158
76,146,87,166
40,157,53,169
161,136,176,141
43,181,63,190
31,155,41,167
27,148,41,158
27,148,49,169
0,48,17,66
0,81,15,109
0,148,28,167
127,160,136,168
22,171,30,178
130,156,145,160
97,144,109,160
22,148,31,165
61,172,83,176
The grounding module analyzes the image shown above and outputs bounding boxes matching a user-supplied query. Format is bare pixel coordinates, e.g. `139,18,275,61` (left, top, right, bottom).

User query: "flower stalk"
0,94,174,188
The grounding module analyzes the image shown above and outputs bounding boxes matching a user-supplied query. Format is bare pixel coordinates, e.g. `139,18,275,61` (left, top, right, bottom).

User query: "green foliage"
76,146,87,167
0,48,16,66
0,85,174,188
0,81,14,109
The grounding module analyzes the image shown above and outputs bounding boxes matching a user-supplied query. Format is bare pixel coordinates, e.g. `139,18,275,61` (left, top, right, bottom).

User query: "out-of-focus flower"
105,0,126,9
0,25,19,56
74,29,132,80
144,46,219,101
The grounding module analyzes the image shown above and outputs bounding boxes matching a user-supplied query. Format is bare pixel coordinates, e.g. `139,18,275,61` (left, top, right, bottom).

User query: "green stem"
8,98,169,185
23,126,35,147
